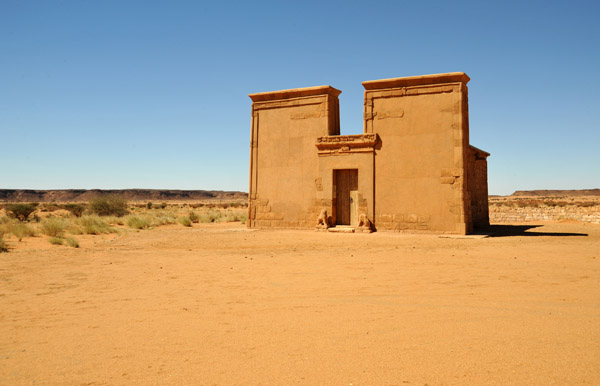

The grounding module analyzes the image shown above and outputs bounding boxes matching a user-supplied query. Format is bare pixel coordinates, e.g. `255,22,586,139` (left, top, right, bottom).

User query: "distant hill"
511,189,600,197
0,189,248,203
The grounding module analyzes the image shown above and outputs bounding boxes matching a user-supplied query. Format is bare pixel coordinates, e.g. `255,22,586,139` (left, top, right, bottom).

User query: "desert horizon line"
0,188,249,192
1,187,599,191
1,187,599,197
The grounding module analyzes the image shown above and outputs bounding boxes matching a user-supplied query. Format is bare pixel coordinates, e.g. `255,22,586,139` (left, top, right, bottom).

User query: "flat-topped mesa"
248,72,490,234
248,85,341,102
362,72,470,90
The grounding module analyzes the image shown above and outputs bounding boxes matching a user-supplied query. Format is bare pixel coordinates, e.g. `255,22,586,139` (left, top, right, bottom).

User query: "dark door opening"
334,169,358,226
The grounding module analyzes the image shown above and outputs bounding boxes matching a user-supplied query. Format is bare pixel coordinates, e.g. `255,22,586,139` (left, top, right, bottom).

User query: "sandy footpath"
1,222,599,385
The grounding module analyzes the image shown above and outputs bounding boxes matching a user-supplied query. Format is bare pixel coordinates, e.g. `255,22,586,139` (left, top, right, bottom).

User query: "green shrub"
48,237,63,245
77,215,113,235
0,236,7,252
65,237,79,248
146,201,153,209
12,223,36,241
89,195,128,217
126,215,151,229
6,203,38,222
39,203,60,212
178,216,192,227
40,217,67,237
63,204,85,217
188,211,200,223
159,202,167,209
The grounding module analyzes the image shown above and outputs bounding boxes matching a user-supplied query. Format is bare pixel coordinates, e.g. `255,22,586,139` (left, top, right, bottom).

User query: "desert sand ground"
1,221,599,385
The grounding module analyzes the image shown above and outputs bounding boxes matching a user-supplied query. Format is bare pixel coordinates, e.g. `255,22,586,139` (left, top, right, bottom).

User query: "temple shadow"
477,224,588,238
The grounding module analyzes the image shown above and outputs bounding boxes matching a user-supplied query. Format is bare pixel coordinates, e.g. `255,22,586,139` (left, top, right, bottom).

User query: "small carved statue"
357,214,373,233
315,209,329,229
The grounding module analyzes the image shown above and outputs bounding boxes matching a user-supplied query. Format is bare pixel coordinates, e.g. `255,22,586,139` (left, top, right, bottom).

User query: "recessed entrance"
334,169,358,226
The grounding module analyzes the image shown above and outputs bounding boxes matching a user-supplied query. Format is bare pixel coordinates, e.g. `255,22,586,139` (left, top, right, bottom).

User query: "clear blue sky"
1,0,598,195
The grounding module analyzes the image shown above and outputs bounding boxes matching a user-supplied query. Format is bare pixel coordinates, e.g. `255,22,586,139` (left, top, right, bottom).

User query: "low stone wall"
489,202,600,224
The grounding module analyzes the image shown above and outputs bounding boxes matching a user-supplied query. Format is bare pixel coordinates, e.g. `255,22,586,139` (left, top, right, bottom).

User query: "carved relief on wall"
315,133,378,156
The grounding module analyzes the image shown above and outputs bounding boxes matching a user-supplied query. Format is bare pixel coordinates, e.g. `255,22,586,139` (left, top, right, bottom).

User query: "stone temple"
247,72,489,234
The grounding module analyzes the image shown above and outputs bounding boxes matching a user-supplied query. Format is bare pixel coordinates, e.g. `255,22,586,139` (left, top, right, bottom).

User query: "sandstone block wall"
490,201,600,224
363,74,472,233
248,86,341,228
315,134,376,225
468,146,490,228
248,73,490,234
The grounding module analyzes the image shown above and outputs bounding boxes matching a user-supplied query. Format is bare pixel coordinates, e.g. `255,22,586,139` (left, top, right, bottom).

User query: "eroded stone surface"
248,73,490,234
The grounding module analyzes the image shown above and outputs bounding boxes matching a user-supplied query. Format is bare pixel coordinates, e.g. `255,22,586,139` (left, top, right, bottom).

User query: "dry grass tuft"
178,216,192,227
126,215,151,230
65,237,80,248
48,237,63,245
188,211,200,223
77,215,114,235
0,217,36,241
40,217,67,237
151,212,177,226
12,222,36,241
0,236,7,252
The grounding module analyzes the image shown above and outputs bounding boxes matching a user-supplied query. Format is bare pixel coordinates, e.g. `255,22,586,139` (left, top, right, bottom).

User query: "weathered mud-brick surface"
248,73,490,234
